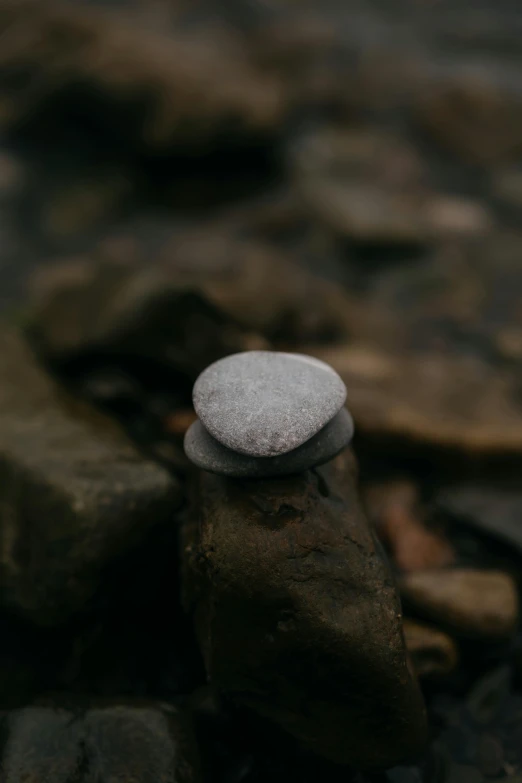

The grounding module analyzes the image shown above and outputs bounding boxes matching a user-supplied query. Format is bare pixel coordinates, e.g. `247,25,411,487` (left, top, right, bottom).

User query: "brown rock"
310,344,522,460
291,126,492,244
165,230,352,344
301,229,522,369
0,331,181,625
41,173,133,239
417,72,522,164
165,409,198,437
0,0,285,147
365,480,455,573
0,698,201,782
400,569,519,639
403,619,458,679
247,11,336,97
28,257,262,380
28,228,352,373
492,167,522,211
437,483,522,554
0,149,23,199
182,450,427,769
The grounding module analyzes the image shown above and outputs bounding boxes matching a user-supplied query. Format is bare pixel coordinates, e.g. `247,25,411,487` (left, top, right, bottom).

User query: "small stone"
184,407,353,477
364,480,456,573
0,698,201,782
193,351,347,457
400,569,519,639
403,619,459,679
182,450,427,768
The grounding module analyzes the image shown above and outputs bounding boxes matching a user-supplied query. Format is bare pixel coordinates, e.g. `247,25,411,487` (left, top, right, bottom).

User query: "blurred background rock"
0,1,521,781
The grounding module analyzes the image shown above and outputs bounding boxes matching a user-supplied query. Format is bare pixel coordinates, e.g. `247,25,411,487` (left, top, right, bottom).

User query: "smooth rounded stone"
364,480,455,573
184,407,353,477
403,619,458,679
400,569,519,639
193,351,347,457
182,451,427,769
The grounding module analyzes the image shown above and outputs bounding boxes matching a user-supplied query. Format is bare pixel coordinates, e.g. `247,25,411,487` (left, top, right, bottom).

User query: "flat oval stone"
184,407,354,477
193,351,347,457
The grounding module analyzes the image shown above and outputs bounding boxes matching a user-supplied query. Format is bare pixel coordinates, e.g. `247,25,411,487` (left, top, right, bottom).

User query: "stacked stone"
184,351,354,477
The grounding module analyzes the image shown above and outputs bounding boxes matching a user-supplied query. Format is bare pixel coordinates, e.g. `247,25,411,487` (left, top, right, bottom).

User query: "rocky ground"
0,0,521,781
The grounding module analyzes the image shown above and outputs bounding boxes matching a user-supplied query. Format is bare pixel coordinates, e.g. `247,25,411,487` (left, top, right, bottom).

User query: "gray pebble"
184,407,354,477
193,351,347,457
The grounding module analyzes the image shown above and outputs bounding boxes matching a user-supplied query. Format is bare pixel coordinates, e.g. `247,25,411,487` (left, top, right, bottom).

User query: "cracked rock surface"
182,450,427,769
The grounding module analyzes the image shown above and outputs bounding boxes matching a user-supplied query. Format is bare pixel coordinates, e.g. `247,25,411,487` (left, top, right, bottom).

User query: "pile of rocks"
184,351,354,477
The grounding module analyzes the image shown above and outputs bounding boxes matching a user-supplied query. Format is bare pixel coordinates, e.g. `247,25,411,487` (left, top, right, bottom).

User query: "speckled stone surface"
184,408,354,477
193,351,347,457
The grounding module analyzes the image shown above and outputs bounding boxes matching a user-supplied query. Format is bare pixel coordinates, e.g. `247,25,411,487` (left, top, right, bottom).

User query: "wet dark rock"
193,351,347,457
304,230,522,375
0,330,181,625
444,763,484,783
400,569,519,640
311,344,522,461
387,766,424,783
0,698,201,782
0,148,23,201
417,71,522,164
41,171,134,239
0,625,40,709
250,13,349,112
0,0,286,150
492,166,522,212
184,407,353,478
437,484,522,554
403,620,459,679
291,126,492,246
182,450,427,769
190,686,370,783
27,220,360,377
364,481,455,573
163,229,353,345
429,667,522,780
28,258,263,381
476,733,504,778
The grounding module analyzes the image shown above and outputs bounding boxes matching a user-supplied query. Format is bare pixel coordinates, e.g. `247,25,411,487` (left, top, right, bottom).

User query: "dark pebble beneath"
184,407,354,477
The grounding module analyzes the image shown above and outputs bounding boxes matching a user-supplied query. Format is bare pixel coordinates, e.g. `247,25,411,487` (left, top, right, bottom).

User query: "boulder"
0,698,201,782
0,331,181,625
182,450,427,769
